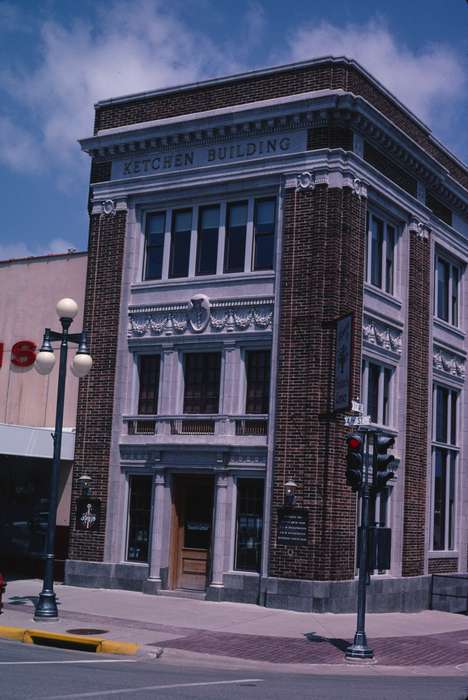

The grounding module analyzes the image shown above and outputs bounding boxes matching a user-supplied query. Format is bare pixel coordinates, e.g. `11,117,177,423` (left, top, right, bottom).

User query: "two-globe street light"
33,298,92,621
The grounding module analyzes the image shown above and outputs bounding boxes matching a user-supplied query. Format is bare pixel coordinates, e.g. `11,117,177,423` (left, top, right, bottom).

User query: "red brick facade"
68,210,127,562
402,230,431,577
428,558,458,575
269,184,366,581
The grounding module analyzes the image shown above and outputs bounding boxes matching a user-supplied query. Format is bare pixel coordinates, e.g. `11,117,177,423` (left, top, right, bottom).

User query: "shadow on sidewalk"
305,632,350,653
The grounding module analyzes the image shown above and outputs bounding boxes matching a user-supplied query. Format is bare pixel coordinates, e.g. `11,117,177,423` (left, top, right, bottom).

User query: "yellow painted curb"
0,626,138,655
0,625,25,641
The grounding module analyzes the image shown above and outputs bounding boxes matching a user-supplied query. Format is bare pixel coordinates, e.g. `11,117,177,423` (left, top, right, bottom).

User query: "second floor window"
169,209,192,278
362,358,393,426
253,199,275,271
366,213,395,295
144,212,166,280
432,384,458,551
196,205,219,276
435,254,460,327
138,355,161,414
245,350,271,414
183,352,221,414
224,201,248,273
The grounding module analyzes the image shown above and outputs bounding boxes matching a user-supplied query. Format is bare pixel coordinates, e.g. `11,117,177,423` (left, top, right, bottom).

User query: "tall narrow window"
196,205,219,276
144,212,166,280
183,352,221,414
138,355,161,414
235,478,264,572
362,359,394,427
224,201,247,273
245,350,271,413
126,475,152,562
435,254,461,327
366,213,396,295
432,384,458,551
169,209,192,278
253,199,275,271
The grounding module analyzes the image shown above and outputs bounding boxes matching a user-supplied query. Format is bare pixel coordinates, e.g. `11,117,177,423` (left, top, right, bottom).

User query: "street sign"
344,415,371,427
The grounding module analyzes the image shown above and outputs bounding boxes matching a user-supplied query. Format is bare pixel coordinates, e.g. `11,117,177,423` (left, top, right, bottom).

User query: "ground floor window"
432,448,456,551
235,478,264,572
126,475,152,562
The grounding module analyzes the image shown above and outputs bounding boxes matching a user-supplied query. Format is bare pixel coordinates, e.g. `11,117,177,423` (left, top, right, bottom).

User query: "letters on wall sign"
0,340,37,368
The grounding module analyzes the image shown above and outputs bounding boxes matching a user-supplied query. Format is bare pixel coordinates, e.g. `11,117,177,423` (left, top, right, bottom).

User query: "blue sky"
0,0,467,258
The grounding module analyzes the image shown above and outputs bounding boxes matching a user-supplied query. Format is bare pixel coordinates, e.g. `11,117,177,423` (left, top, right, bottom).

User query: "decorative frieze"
433,345,465,380
128,296,274,338
363,315,402,355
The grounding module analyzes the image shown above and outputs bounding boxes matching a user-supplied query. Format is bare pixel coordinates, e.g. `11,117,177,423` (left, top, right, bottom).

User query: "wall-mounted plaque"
334,313,353,412
76,498,101,531
277,508,308,545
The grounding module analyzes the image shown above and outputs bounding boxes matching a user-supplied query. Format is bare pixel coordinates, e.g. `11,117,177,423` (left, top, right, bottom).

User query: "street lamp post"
33,298,92,621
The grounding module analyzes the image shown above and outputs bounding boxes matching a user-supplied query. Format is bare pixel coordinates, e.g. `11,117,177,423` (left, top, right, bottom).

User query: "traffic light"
346,433,363,492
372,433,395,493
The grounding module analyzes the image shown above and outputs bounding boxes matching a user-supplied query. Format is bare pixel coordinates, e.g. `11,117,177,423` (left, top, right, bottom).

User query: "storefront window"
126,475,152,562
235,478,264,572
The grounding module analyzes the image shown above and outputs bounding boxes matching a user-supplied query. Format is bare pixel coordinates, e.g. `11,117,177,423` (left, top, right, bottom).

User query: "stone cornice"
82,92,467,217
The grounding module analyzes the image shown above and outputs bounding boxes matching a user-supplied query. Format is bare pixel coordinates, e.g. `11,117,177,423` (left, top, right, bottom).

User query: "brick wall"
68,210,127,562
93,60,467,190
269,184,366,581
428,558,458,574
402,230,431,577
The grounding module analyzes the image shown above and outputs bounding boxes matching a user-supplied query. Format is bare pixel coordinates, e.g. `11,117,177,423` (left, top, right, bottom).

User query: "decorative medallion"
188,294,210,333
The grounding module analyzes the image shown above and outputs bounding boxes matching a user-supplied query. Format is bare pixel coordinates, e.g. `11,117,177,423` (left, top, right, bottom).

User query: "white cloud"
0,0,241,178
0,238,79,262
282,19,465,125
0,116,43,171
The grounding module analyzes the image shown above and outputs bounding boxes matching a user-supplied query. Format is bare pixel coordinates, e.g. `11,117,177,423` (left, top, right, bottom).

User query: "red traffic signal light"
346,433,363,492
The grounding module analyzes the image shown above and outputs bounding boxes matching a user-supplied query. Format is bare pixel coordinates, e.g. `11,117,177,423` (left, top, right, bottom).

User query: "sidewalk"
2,577,468,674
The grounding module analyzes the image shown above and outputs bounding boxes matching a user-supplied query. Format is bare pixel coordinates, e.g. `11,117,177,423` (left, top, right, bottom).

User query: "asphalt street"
1,639,468,700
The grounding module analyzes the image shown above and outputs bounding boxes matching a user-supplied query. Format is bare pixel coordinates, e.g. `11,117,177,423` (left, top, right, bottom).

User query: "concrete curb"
0,625,139,655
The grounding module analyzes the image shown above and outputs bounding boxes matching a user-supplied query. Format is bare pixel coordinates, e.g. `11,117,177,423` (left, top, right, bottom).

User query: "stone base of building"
65,560,149,592
222,573,432,613
65,561,436,612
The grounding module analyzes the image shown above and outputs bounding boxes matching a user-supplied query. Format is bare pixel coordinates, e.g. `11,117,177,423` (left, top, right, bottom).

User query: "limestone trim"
363,315,403,356
128,296,274,338
433,345,465,381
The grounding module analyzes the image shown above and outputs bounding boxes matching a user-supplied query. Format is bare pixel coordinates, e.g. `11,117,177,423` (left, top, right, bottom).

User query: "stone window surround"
130,338,272,418
139,191,278,285
433,246,464,330
361,355,397,430
430,382,460,554
366,209,399,297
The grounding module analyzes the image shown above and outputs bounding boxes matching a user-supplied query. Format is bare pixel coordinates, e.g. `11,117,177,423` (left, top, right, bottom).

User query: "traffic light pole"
346,427,374,660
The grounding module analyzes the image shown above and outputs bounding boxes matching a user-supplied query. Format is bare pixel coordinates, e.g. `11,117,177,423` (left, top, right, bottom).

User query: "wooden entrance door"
171,476,214,591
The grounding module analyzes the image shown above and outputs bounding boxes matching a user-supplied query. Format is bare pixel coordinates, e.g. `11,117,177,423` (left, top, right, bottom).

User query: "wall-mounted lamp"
78,474,92,497
284,479,298,507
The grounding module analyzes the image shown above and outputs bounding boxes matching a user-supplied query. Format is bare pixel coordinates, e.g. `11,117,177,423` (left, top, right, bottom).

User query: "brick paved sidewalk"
158,627,468,666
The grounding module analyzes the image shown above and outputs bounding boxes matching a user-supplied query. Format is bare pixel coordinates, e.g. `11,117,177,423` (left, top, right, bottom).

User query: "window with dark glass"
366,213,396,295
432,384,458,551
253,199,275,271
138,355,160,414
183,352,221,414
362,359,394,427
235,478,264,572
245,350,270,414
435,254,461,327
196,205,219,276
144,212,166,280
126,475,152,562
224,201,247,273
169,209,192,278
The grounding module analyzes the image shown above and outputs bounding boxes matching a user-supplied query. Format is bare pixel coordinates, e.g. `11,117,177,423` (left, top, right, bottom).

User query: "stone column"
143,470,166,594
208,472,229,599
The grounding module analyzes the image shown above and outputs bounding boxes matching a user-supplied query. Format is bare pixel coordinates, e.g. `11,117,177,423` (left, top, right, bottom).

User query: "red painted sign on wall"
0,341,37,368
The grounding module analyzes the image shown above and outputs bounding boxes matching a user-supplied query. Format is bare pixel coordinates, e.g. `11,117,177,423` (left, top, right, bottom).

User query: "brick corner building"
65,57,468,612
